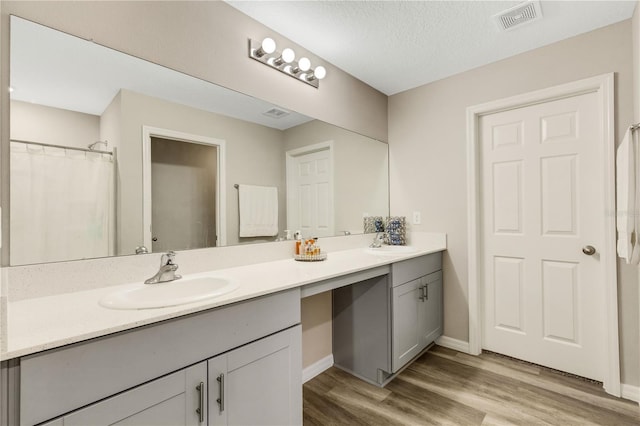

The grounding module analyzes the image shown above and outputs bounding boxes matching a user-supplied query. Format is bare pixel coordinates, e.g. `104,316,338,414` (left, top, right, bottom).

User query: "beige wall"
10,100,100,148
283,120,389,235
389,20,639,386
301,292,332,369
100,92,122,153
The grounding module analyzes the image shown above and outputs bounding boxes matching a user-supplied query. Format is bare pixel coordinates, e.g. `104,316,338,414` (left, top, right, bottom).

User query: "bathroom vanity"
20,290,301,425
1,237,445,425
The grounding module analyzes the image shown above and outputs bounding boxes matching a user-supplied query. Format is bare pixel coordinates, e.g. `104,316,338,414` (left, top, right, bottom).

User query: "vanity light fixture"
248,38,327,89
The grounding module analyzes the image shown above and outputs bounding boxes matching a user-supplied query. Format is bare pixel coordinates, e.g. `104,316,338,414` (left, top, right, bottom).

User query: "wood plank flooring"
303,345,640,425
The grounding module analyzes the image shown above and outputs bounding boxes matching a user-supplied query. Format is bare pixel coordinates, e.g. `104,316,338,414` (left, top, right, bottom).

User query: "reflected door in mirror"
286,143,334,237
151,137,218,252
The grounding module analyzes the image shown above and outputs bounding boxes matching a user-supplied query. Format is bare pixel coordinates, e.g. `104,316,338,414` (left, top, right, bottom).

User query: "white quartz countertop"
3,238,446,360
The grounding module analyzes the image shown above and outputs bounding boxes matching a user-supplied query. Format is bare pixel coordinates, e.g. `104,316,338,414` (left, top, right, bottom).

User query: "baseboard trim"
621,383,640,403
435,335,471,354
302,354,334,384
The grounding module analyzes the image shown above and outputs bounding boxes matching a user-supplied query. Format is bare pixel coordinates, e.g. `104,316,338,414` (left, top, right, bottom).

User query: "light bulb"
314,66,327,80
272,47,296,66
282,48,295,64
261,37,276,54
298,57,311,72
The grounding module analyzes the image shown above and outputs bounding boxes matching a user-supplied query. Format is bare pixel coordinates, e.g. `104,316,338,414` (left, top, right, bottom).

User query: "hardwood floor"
303,345,640,425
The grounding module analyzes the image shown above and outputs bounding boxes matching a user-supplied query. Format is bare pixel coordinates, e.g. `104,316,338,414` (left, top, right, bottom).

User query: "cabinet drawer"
20,289,300,426
391,252,442,287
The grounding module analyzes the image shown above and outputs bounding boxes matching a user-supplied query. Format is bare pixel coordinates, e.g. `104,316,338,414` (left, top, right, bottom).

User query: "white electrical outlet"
412,211,421,225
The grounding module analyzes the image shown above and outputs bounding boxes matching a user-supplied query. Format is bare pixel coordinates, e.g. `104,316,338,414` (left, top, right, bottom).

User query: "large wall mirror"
8,16,389,266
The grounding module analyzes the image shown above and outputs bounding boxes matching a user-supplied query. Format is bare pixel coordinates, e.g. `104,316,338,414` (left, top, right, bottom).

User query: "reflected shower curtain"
10,141,114,265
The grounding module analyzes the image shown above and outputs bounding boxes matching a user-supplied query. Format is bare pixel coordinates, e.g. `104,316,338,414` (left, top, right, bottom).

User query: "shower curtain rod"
11,139,113,155
630,123,640,132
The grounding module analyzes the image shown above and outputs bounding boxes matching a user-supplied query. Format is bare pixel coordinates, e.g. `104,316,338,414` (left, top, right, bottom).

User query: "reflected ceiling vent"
262,107,290,119
494,1,542,31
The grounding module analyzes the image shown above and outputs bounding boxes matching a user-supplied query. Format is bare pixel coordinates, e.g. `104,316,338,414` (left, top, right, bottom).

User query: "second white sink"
365,245,418,256
99,275,238,310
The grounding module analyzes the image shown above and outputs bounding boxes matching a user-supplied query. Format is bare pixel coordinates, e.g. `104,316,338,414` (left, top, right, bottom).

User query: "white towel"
238,184,279,237
616,128,638,263
632,128,640,265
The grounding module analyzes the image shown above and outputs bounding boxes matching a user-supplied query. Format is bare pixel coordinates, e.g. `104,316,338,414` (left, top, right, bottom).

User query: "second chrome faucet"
145,251,182,284
369,232,385,248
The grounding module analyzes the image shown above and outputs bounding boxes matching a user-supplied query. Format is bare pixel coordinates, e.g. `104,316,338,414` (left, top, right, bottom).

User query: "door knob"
582,245,596,256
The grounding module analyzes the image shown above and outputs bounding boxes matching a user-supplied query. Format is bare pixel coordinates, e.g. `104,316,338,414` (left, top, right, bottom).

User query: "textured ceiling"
227,1,637,95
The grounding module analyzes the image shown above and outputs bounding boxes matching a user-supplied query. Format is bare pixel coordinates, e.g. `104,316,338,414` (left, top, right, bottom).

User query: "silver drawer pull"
196,381,205,423
217,373,225,412
424,283,429,301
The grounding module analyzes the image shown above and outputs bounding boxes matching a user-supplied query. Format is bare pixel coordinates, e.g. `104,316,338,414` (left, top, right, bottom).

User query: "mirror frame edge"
2,11,12,267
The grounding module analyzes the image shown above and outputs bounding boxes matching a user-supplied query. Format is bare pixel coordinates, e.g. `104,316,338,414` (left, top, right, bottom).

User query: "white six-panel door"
480,92,605,380
286,145,334,237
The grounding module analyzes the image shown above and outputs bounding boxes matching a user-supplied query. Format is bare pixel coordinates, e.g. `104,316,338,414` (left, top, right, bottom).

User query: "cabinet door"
225,325,302,426
392,278,423,372
421,271,443,346
61,362,206,426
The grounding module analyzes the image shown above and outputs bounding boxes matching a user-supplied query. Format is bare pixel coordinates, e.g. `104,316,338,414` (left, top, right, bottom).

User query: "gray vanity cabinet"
391,277,424,370
391,269,443,372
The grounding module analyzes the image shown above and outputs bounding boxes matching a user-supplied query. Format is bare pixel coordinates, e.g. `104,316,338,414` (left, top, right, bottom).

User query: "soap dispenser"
294,230,303,255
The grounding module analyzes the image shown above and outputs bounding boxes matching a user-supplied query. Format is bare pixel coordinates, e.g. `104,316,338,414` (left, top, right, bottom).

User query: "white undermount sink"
99,275,238,310
364,245,418,255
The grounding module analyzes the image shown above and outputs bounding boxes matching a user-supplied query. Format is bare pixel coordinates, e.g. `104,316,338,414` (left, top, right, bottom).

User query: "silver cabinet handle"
196,381,204,423
582,245,596,256
418,285,425,301
424,283,429,301
217,373,225,413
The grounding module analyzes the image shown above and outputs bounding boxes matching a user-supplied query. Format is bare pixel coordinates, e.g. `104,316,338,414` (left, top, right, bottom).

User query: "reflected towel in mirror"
238,184,278,237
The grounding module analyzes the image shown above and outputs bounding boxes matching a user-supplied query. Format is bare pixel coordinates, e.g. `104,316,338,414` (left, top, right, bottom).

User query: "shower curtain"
10,141,115,265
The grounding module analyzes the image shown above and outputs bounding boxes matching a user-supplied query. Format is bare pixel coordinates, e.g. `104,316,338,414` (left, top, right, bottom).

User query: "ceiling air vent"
494,1,542,32
262,107,290,119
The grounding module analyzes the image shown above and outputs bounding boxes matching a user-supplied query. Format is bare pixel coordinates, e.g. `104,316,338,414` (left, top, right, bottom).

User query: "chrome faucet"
145,251,182,284
135,245,149,255
369,232,385,248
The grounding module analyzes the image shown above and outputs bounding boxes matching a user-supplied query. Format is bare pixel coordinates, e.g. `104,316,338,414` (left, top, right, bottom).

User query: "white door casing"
286,142,334,237
142,126,227,250
467,74,619,396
